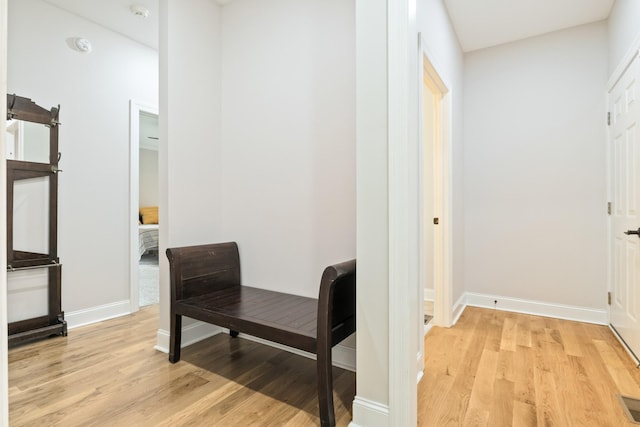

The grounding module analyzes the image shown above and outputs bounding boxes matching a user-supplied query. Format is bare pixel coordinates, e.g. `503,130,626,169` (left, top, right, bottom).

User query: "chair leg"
169,313,182,363
317,342,335,427
230,330,239,338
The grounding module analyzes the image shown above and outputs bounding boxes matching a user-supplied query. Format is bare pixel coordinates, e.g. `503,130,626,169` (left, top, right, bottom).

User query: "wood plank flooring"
419,306,640,426
11,304,640,426
8,305,355,426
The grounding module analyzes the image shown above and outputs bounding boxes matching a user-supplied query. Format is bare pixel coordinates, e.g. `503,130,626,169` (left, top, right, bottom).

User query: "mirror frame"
6,94,59,268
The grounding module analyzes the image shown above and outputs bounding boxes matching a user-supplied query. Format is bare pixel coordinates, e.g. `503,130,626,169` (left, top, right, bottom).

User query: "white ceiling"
43,0,160,50
41,0,615,55
41,0,235,51
444,0,615,52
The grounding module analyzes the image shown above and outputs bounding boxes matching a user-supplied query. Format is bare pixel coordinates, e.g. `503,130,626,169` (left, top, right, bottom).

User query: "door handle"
624,228,640,236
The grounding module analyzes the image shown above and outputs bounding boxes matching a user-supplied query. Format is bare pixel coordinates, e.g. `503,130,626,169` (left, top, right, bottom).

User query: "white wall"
464,22,608,310
219,0,356,298
8,0,158,315
139,149,158,208
21,122,49,163
159,0,222,334
416,0,465,307
349,3,464,423
158,0,356,358
608,0,640,74
353,0,390,420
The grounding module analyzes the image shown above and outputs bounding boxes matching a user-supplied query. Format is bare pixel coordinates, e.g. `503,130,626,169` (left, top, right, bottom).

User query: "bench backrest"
166,242,241,301
317,259,356,345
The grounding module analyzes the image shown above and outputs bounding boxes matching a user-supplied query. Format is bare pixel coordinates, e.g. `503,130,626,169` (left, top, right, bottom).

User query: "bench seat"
166,242,356,427
177,286,318,353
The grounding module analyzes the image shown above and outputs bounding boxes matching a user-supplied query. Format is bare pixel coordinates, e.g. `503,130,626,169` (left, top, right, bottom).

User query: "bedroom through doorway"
130,101,159,310
138,110,159,306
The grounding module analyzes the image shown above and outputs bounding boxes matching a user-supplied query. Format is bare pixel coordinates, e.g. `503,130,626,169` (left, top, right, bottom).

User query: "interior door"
422,75,436,305
610,53,640,364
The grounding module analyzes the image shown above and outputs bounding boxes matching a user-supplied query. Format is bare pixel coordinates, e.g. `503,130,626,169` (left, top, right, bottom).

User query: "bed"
138,224,159,260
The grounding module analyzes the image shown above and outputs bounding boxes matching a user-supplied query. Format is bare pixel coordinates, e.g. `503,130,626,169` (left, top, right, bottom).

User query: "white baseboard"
154,321,222,353
423,322,433,335
226,329,356,372
423,288,435,301
155,324,356,372
464,292,607,325
65,300,131,329
331,341,357,372
350,396,389,427
451,293,466,326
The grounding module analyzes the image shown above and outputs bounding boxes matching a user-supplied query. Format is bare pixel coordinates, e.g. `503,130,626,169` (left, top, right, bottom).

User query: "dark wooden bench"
166,242,356,427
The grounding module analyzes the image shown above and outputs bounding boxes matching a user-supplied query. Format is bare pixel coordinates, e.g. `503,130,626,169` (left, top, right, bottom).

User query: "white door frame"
129,100,158,313
606,34,640,365
607,36,640,324
0,0,9,423
387,0,419,424
418,34,453,329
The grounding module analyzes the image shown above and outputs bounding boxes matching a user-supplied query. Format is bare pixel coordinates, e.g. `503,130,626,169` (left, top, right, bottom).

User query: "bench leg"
230,330,239,338
169,313,182,363
317,343,335,427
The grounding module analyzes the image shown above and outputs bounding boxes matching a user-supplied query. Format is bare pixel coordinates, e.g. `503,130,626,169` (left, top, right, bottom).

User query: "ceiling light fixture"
130,5,150,18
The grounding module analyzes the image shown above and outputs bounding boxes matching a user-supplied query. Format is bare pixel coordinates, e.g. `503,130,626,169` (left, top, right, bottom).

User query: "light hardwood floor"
8,305,355,426
419,306,640,426
11,305,640,426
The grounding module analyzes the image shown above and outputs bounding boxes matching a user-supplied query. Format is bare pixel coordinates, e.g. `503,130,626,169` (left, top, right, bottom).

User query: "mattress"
138,224,159,260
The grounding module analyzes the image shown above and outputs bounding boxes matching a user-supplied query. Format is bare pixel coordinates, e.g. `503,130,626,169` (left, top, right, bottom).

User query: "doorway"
421,67,440,334
417,35,454,375
608,52,640,365
129,100,159,311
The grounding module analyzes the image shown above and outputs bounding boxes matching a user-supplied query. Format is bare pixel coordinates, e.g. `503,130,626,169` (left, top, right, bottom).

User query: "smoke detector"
130,5,150,18
74,37,92,53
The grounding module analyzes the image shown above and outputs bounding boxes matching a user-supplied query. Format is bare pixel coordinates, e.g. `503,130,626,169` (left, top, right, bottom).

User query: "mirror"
13,176,50,255
6,119,50,163
7,269,49,323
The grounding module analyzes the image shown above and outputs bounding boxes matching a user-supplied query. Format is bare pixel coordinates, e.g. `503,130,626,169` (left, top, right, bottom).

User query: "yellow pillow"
140,206,158,224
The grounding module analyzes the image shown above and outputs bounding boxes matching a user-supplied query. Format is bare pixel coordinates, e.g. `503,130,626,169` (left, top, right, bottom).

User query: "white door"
422,75,437,305
610,53,640,364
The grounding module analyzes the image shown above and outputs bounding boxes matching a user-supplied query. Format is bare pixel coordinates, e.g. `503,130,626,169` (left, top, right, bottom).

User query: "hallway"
419,306,640,426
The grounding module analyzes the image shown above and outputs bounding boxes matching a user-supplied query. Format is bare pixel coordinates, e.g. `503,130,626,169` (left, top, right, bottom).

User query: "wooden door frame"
129,100,158,312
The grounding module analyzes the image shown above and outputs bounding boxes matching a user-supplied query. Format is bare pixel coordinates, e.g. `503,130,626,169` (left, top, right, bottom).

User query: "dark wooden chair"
166,242,356,427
